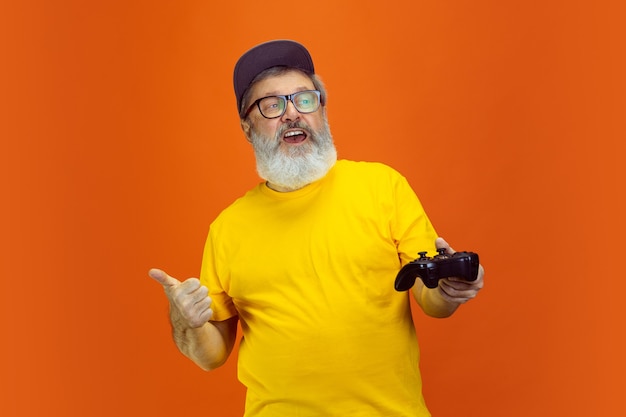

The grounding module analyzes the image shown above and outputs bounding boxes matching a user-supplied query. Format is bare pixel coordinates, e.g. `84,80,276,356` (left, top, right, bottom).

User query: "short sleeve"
199,227,238,321
391,172,439,265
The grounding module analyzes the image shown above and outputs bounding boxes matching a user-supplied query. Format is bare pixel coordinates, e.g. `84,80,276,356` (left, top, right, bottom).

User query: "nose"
280,99,300,122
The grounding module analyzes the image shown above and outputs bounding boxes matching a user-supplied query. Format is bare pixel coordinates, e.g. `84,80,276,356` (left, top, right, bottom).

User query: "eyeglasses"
244,90,322,119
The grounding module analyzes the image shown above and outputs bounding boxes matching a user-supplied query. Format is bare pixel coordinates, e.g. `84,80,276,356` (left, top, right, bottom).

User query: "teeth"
285,130,304,137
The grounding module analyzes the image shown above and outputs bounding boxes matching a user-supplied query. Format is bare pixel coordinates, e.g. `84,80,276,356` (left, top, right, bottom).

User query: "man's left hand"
435,237,485,304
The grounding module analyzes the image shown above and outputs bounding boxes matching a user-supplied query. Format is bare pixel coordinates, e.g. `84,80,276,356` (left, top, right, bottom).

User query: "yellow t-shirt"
201,160,438,416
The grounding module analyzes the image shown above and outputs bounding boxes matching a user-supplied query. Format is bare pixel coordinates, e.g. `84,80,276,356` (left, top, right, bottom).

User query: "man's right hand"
148,268,213,328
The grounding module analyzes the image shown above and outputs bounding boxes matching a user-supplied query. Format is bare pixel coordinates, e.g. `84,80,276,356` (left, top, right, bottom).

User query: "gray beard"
249,117,337,191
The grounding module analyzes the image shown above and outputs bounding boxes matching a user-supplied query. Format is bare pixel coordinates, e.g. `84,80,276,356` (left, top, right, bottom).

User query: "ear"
240,119,252,142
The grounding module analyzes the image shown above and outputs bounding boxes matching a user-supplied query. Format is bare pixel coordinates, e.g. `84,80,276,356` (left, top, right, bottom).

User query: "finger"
171,278,210,306
178,278,208,301
189,295,213,321
176,284,213,327
188,304,214,328
435,237,456,254
438,280,475,303
148,268,181,288
440,277,482,299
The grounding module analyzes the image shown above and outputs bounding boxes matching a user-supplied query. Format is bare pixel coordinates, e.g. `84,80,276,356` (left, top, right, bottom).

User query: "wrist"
419,285,460,318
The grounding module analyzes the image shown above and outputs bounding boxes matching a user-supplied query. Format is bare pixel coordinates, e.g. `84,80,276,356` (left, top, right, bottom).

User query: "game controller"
394,249,480,291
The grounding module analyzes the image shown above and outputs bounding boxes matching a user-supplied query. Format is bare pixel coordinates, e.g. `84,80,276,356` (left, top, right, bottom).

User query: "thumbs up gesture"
149,268,213,328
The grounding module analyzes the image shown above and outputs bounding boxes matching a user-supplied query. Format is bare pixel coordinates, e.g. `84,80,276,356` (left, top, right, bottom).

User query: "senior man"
150,39,484,417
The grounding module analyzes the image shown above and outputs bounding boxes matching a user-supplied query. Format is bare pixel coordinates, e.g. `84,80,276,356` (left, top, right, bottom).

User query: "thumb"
435,237,456,254
148,268,180,288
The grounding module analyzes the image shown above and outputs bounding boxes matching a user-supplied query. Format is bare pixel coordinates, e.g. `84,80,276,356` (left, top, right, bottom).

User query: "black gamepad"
394,249,480,291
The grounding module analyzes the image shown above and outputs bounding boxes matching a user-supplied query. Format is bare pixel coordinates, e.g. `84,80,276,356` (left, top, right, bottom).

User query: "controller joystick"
394,250,480,291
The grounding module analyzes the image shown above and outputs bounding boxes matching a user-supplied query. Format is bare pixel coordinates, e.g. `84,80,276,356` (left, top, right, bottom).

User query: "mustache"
276,121,313,139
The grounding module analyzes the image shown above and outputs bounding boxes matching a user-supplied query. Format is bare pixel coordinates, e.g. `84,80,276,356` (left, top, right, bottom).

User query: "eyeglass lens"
258,91,320,118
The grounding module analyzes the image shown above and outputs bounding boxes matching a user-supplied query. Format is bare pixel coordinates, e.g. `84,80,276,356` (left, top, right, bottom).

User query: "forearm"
169,308,232,371
413,283,461,318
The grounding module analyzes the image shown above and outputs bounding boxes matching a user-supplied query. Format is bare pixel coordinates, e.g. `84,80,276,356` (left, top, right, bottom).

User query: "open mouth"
283,129,308,144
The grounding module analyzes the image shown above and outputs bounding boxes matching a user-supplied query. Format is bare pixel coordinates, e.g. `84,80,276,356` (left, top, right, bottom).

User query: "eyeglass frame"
243,90,322,119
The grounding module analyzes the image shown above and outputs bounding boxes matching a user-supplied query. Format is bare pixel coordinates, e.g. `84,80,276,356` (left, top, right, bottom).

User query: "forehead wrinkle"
257,85,313,99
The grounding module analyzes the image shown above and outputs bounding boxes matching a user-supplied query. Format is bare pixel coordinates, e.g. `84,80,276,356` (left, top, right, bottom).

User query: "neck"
265,181,307,192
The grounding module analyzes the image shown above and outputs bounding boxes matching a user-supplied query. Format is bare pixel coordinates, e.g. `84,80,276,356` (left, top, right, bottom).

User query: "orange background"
2,0,625,416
